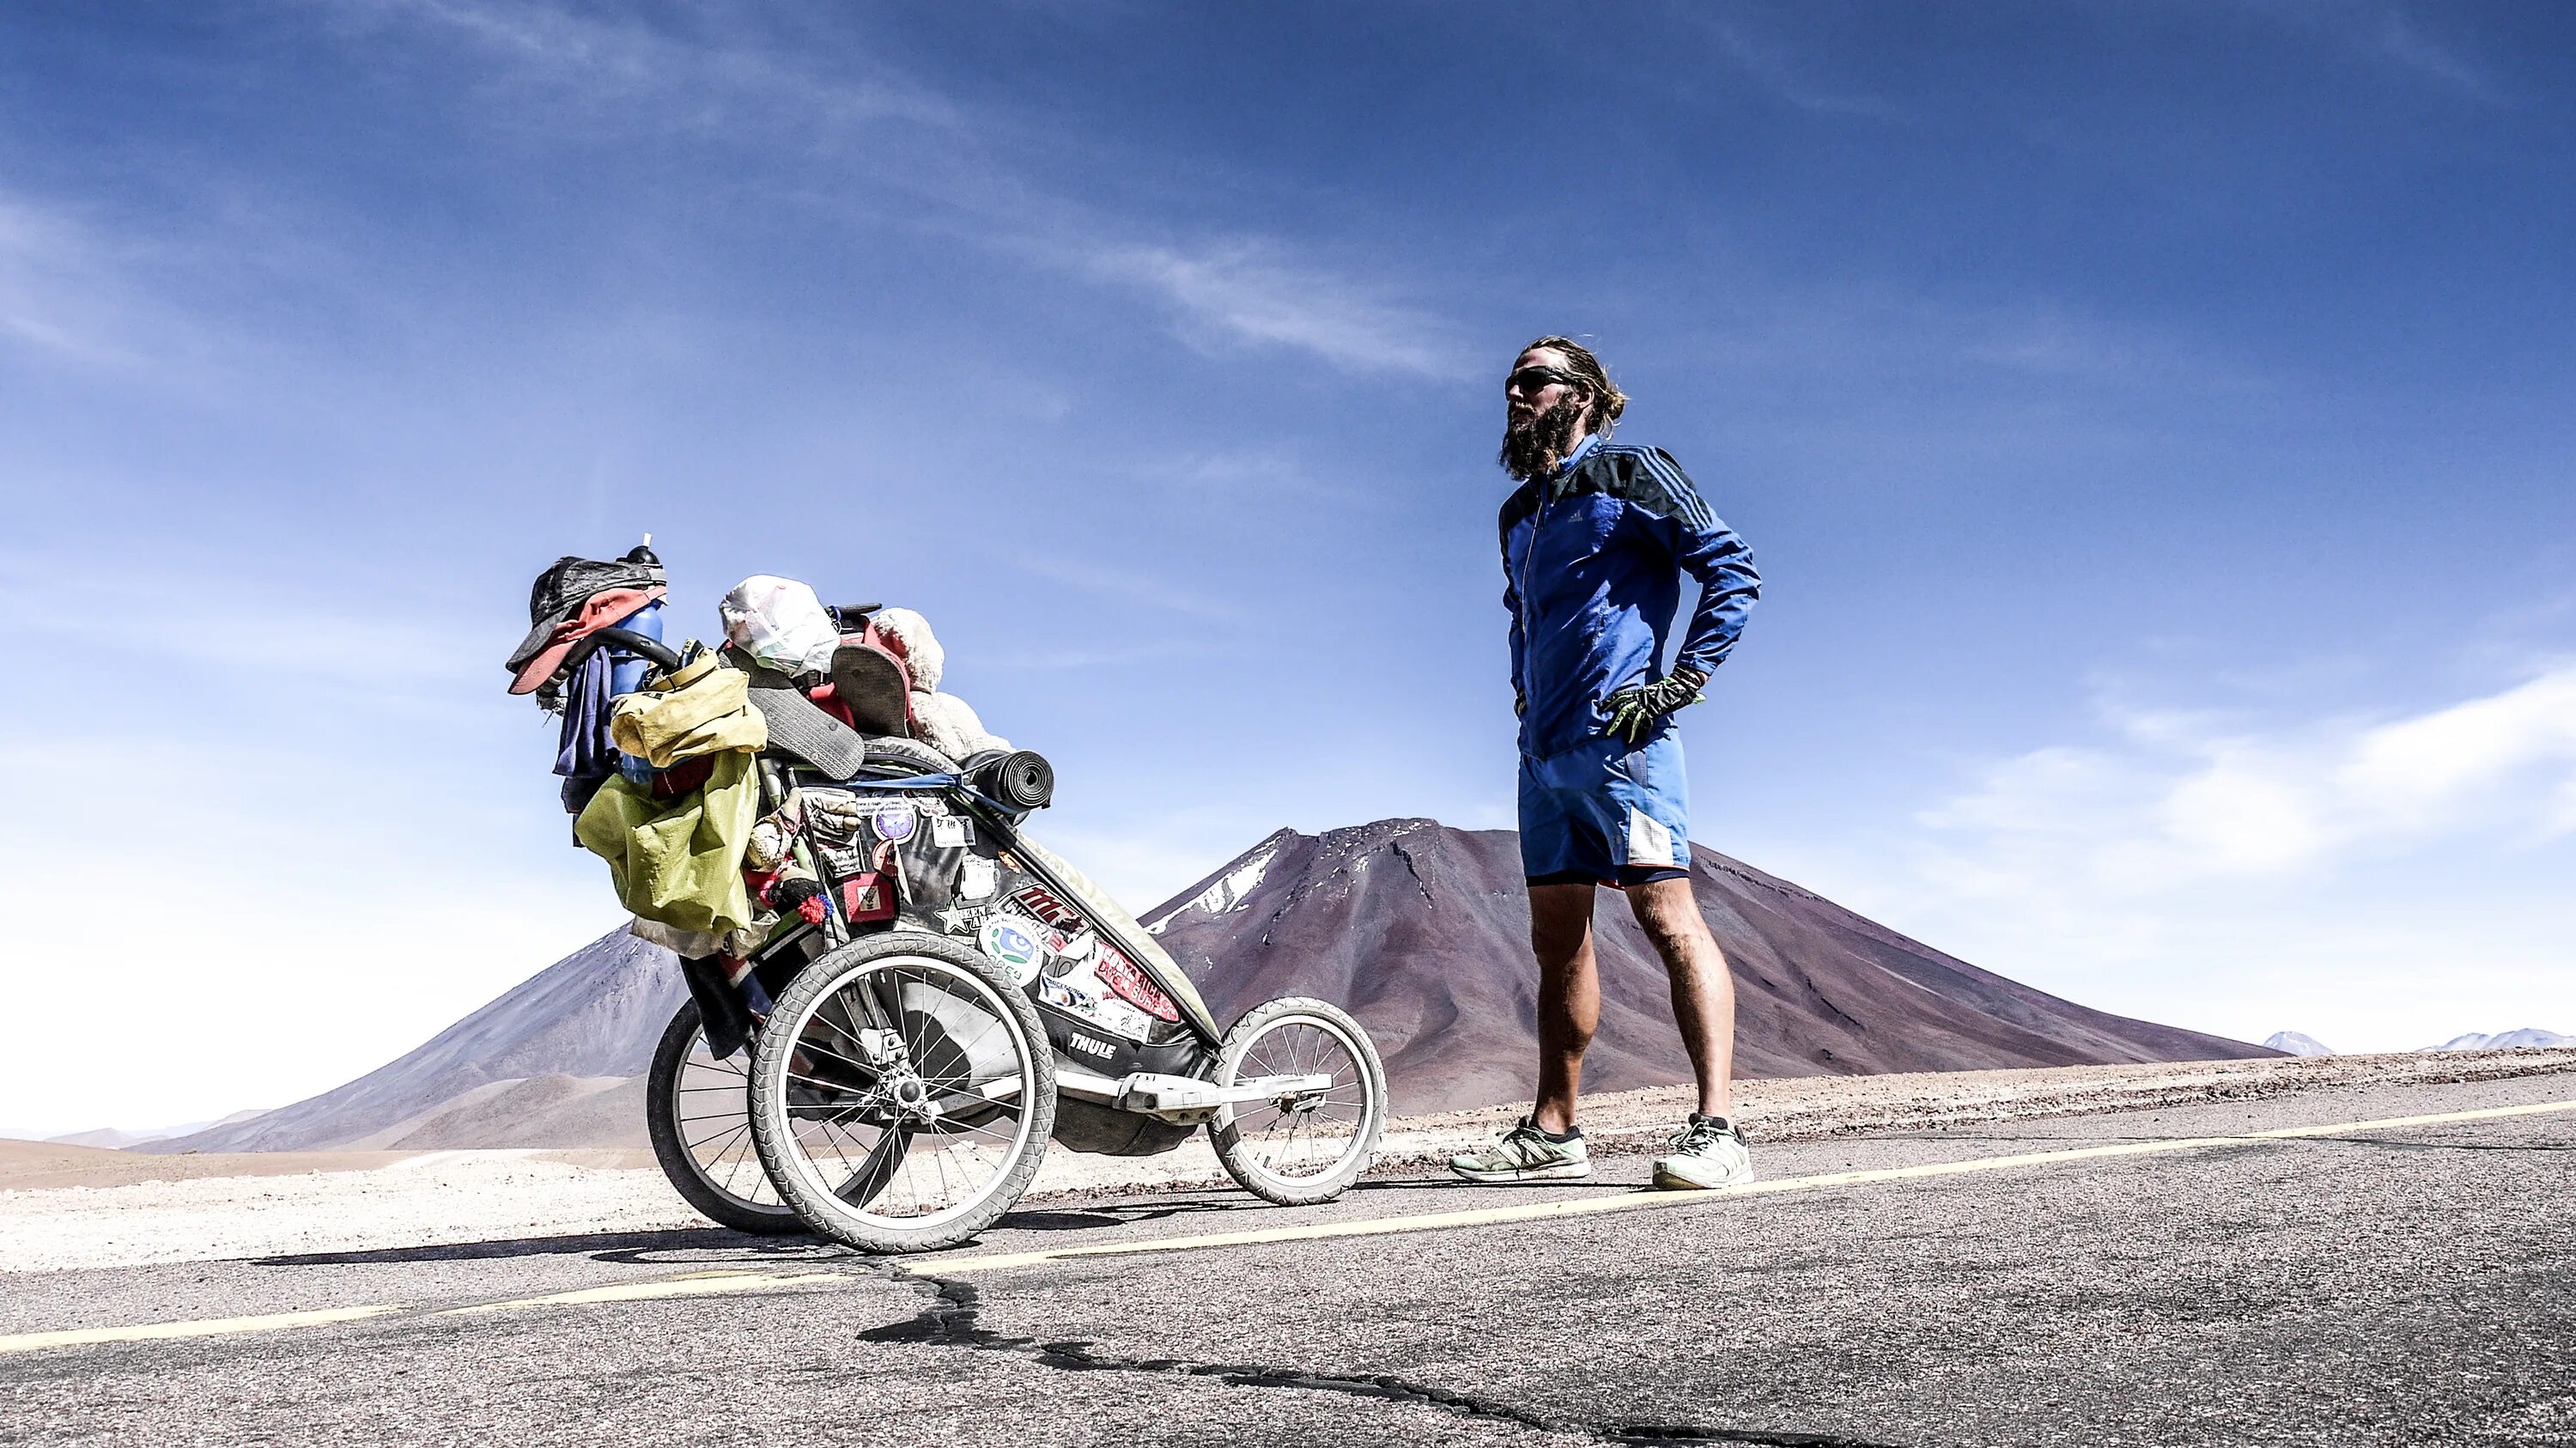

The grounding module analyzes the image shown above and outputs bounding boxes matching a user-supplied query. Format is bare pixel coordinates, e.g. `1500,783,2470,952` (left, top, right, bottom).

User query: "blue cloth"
554,647,618,812
556,599,672,806
1500,438,1759,761
1518,733,1692,885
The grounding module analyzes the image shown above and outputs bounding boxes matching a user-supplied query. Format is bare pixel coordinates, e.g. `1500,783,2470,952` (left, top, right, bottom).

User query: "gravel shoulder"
8,1049,2570,1275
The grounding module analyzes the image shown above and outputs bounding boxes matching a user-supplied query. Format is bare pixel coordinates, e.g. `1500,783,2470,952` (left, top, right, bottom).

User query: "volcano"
1143,819,2270,1114
151,818,2269,1149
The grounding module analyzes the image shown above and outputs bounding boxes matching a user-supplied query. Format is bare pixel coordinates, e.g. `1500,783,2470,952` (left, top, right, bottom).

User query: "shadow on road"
997,1195,1271,1232
243,1177,1643,1272
252,1226,837,1269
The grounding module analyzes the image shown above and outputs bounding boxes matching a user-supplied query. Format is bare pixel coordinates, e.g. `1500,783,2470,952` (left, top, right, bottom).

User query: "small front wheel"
1209,997,1388,1207
748,932,1055,1253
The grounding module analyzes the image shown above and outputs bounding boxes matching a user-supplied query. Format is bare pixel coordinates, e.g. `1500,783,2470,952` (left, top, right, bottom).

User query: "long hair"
1522,334,1627,435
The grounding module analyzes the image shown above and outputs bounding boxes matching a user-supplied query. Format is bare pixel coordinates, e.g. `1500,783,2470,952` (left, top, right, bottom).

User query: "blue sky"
3,2,2572,1134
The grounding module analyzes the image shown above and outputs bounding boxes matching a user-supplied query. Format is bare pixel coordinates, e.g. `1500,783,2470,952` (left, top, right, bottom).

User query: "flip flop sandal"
829,637,914,738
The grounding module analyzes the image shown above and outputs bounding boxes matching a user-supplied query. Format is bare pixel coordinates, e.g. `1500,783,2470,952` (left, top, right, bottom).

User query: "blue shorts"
1516,733,1692,888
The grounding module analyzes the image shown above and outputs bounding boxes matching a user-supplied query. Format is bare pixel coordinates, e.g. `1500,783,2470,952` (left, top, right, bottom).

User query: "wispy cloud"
1680,11,1901,119
1920,664,2576,894
0,545,489,704
2227,1,2513,106
2370,8,2510,105
1067,240,1471,378
0,194,153,369
1019,555,1248,625
1762,659,2576,1052
320,0,1467,380
1678,279,2267,396
983,640,1221,672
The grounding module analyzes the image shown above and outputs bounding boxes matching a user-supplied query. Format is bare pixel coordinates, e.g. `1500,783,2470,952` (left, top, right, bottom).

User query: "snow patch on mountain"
2263,1031,2336,1056
2420,1028,2574,1051
1145,846,1278,934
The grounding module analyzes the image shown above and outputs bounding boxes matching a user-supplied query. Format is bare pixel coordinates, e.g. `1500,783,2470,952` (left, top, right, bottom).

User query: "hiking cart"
526,563,1388,1254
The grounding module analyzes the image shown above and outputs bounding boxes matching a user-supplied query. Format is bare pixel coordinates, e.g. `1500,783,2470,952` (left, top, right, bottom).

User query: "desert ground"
9,1049,2569,1275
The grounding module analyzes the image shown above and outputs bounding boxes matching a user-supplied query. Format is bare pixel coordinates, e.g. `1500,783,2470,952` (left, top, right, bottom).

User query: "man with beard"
1449,337,1763,1189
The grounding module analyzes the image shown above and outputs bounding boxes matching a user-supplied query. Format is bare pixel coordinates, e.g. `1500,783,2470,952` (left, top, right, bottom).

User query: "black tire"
1208,996,1388,1207
748,932,1054,1253
645,1003,804,1235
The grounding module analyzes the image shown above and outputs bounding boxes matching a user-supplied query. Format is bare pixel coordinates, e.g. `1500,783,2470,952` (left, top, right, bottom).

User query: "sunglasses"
1504,365,1583,396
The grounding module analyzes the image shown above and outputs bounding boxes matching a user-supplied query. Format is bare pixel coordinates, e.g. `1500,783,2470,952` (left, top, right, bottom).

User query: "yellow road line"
0,1305,399,1355
926,1096,2576,1275
7,1097,2567,1354
0,1272,857,1355
436,1269,854,1315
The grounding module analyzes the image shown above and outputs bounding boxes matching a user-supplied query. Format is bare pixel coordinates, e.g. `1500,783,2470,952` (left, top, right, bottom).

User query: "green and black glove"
1602,667,1707,746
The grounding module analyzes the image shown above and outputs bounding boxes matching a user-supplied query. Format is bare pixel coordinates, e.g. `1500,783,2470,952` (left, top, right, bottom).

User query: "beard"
1499,393,1589,482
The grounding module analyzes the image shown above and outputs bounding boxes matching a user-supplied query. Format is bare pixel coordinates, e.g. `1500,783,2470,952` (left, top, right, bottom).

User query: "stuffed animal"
871,607,1011,759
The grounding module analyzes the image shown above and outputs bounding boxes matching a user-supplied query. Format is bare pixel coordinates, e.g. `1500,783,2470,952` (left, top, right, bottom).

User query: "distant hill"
49,1110,269,1150
2421,1028,2574,1051
148,933,680,1153
153,817,2280,1149
1147,820,2275,1113
2263,1031,2336,1056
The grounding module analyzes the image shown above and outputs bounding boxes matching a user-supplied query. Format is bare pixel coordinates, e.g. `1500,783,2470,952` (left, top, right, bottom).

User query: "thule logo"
1066,1034,1115,1060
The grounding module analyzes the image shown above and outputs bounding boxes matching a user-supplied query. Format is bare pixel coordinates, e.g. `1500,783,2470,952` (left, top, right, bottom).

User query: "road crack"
858,1268,1905,1447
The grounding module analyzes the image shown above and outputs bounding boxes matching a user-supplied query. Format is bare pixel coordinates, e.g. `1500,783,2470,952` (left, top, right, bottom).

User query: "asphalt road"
6,1072,2573,1447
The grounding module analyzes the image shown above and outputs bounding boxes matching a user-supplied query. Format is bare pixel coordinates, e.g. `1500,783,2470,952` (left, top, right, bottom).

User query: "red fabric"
866,623,919,728
507,585,667,695
650,755,717,798
805,682,858,728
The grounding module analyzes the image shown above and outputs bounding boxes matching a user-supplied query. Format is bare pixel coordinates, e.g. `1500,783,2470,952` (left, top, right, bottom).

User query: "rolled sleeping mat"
974,750,1054,811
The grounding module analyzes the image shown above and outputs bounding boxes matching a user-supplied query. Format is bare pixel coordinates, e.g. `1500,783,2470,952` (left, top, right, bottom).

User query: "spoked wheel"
748,933,1055,1253
1209,996,1388,1206
645,1002,802,1235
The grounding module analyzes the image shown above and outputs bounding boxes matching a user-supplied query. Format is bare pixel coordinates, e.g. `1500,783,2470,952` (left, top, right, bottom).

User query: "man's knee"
1626,881,1714,955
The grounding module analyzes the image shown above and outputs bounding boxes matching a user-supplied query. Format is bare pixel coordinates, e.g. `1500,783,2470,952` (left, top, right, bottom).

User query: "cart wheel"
749,932,1055,1253
645,1002,803,1235
1209,996,1388,1206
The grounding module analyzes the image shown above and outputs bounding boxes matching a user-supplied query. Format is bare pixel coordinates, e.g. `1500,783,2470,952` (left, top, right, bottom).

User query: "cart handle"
558,625,683,679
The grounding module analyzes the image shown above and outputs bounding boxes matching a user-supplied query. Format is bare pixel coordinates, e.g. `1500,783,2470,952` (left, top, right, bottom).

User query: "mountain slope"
150,932,681,1153
1146,819,2273,1113
159,817,2275,1148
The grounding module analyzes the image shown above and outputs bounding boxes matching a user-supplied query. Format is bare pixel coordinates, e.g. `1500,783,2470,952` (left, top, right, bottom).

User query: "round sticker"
976,916,1042,988
872,802,916,843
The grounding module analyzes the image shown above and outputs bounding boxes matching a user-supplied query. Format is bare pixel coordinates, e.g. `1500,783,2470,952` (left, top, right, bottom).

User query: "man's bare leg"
1624,876,1736,1120
1528,882,1600,1135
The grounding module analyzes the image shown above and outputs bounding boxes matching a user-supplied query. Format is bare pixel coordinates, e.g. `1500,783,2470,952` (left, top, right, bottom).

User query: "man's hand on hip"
1604,666,1707,746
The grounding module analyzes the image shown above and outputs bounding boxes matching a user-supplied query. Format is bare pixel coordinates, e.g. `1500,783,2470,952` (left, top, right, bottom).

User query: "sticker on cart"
1012,885,1083,929
976,916,1043,986
1038,975,1095,1011
932,815,971,849
1039,928,1097,978
870,801,915,843
957,855,997,900
1093,996,1157,1042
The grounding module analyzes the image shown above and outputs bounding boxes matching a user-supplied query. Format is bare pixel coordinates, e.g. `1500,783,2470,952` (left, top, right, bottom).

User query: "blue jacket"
1500,435,1760,759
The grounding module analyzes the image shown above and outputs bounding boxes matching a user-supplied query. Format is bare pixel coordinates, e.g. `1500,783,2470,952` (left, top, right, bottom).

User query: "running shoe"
1448,1116,1592,1183
1651,1113,1753,1189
